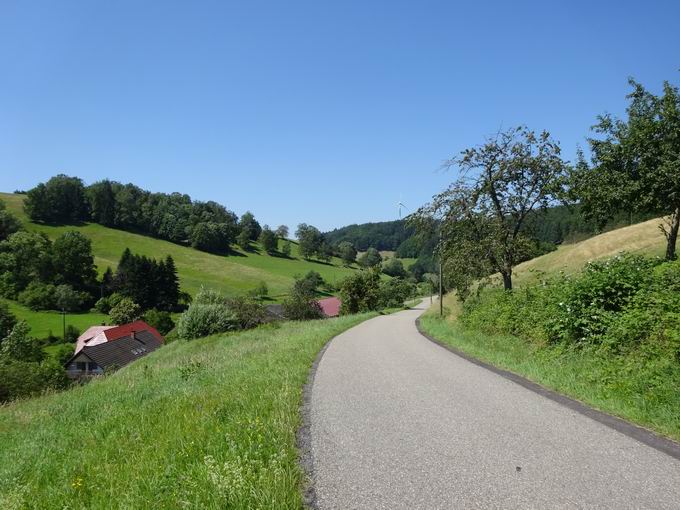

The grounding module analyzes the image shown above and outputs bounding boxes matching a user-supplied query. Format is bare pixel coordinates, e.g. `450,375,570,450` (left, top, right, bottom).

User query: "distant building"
65,320,164,378
318,297,341,318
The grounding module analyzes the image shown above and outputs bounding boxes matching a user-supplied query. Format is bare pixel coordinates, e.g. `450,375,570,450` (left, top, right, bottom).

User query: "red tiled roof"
103,320,164,344
318,297,341,317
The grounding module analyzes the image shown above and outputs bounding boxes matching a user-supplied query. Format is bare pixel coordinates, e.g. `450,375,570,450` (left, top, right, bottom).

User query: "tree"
87,180,116,226
358,247,382,268
190,222,236,253
52,231,97,290
237,228,251,250
0,200,21,241
143,309,175,335
0,302,17,341
0,321,43,363
275,225,289,239
24,174,89,224
0,231,54,297
239,211,262,241
259,226,277,254
416,126,568,293
382,257,406,277
281,240,292,257
573,78,680,260
296,224,324,259
339,269,382,314
338,241,357,266
109,297,141,325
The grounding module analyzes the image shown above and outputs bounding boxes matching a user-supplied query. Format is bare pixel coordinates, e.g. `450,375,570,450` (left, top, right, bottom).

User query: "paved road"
308,301,680,509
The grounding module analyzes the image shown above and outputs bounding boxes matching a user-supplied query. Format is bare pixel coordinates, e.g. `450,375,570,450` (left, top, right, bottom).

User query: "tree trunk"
666,207,680,261
501,270,513,291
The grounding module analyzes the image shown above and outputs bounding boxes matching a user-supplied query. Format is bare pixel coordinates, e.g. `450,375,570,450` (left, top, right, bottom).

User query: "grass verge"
0,313,375,509
419,314,680,443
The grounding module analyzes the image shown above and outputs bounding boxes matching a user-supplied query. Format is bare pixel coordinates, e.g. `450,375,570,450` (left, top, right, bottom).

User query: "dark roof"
69,331,163,370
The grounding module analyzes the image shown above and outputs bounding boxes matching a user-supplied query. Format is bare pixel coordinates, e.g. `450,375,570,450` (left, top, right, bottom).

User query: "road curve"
308,301,680,509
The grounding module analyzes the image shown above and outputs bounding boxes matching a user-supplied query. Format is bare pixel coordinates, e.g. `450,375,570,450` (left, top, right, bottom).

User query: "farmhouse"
65,320,164,377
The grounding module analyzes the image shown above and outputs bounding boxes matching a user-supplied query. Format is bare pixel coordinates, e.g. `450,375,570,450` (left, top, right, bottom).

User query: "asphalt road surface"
308,301,680,509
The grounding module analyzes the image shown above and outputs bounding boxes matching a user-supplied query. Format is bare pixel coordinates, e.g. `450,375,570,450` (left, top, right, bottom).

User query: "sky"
1,1,678,232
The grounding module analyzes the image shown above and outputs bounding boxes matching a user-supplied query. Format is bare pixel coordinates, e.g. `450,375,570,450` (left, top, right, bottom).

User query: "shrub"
225,296,266,329
143,309,176,336
379,278,416,308
176,302,238,340
18,282,57,310
53,284,89,312
247,281,269,300
0,359,69,403
339,269,382,314
0,302,17,340
95,292,124,314
64,325,80,343
0,321,44,363
109,297,142,325
382,258,407,278
282,281,323,321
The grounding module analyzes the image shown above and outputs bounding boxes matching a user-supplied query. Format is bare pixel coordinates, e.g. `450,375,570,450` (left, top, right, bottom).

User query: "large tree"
51,231,97,291
416,126,568,293
0,200,21,241
573,78,680,260
24,174,89,224
296,223,324,259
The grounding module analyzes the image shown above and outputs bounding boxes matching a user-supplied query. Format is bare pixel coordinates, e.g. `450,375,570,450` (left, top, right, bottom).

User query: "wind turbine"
397,195,408,219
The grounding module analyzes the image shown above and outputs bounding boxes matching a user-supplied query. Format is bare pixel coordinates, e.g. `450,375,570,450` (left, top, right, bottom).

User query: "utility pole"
439,259,443,317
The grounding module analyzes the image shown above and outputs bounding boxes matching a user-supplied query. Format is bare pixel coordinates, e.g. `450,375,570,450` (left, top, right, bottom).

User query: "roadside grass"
0,313,375,509
0,192,357,298
419,315,680,443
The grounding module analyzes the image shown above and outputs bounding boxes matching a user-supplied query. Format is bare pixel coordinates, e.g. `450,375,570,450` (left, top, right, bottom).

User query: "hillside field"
0,192,365,335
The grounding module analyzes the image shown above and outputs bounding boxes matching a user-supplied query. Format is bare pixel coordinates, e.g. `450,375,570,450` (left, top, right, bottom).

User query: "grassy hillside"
0,313,375,509
512,216,667,285
1,192,357,299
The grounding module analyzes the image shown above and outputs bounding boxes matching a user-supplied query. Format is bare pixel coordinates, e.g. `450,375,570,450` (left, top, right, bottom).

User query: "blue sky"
1,1,678,232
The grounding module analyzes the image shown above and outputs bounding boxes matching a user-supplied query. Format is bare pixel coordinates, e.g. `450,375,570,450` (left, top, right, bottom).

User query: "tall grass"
0,314,374,509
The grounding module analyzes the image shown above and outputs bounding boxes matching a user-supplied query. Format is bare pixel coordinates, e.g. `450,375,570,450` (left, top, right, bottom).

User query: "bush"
0,301,17,340
339,269,382,314
64,325,80,343
95,292,124,314
379,278,416,308
176,302,238,340
225,296,266,329
109,297,142,325
18,282,57,311
0,359,69,403
247,281,269,300
143,309,175,336
0,321,44,363
460,253,678,353
382,258,407,278
282,281,323,321
17,282,87,312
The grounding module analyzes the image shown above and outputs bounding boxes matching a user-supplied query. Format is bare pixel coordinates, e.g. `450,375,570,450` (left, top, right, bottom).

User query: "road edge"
297,337,331,510
415,317,680,462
